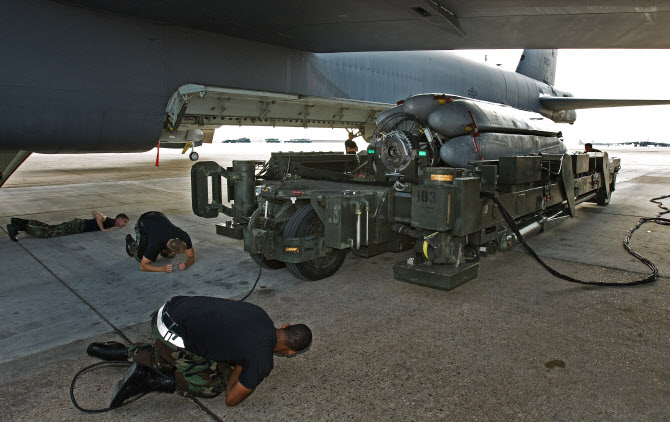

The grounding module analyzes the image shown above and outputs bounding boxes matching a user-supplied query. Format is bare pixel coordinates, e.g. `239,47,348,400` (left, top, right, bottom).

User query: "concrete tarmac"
0,145,668,421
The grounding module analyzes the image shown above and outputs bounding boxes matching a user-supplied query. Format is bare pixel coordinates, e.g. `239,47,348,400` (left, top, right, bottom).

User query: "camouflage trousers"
128,224,144,262
24,218,84,238
127,314,232,398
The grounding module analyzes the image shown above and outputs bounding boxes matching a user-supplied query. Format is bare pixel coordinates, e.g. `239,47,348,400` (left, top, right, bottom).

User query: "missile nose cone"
439,138,476,168
428,107,466,138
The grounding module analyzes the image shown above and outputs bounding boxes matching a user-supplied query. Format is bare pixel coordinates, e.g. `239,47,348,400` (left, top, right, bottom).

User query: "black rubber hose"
71,360,226,414
481,192,669,286
70,361,146,413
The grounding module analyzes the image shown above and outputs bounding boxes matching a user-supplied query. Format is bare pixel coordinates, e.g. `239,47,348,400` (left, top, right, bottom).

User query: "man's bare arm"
92,210,109,231
177,248,196,270
139,257,173,273
225,365,254,406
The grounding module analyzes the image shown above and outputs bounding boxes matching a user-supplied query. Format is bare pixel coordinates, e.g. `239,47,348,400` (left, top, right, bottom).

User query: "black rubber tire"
189,151,199,161
248,209,285,270
283,205,346,281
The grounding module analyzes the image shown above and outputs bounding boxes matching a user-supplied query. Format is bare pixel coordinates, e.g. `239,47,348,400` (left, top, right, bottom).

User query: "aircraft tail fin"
516,49,557,86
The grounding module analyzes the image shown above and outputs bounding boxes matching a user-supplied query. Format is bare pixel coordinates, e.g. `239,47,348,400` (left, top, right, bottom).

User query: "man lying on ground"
7,211,129,242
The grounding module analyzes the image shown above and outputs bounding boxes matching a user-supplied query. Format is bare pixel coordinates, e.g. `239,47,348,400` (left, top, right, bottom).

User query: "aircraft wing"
60,1,670,51
165,85,393,138
540,97,670,111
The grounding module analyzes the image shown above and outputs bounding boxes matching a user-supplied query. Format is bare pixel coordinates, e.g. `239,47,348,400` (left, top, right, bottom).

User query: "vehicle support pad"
393,261,479,291
215,221,245,239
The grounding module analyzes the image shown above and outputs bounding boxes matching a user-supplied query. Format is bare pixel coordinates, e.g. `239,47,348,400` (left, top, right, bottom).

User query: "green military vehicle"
191,104,620,291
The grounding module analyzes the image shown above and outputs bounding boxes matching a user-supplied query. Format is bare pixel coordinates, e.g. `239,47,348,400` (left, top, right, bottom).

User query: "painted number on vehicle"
417,189,437,204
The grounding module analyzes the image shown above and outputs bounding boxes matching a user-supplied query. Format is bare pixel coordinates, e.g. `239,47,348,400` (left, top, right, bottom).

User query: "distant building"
224,137,251,143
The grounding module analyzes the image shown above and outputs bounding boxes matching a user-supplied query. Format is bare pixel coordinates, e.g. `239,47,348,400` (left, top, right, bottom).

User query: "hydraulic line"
481,192,670,286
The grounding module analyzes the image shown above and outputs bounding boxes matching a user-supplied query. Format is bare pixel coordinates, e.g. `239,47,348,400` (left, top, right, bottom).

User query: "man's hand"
174,262,186,271
139,257,173,273
225,365,253,406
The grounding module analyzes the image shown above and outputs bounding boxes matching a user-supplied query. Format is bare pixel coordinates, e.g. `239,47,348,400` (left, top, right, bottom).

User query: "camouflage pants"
127,314,232,398
24,218,84,238
129,224,144,262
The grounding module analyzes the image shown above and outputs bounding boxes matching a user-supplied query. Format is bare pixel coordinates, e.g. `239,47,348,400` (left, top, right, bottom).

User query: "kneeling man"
87,295,312,407
125,211,195,272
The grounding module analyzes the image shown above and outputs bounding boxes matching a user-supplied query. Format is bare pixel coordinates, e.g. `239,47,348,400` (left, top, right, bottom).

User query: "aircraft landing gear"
181,141,200,161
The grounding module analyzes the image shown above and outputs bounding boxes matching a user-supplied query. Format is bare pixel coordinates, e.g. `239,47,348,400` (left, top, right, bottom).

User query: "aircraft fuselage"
1,0,567,154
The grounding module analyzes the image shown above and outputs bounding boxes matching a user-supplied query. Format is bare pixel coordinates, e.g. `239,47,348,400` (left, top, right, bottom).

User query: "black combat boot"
110,363,176,408
125,234,136,257
10,218,28,231
87,341,128,361
6,224,19,242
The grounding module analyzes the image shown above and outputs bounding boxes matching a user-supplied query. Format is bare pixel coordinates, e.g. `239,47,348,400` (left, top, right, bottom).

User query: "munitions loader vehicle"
191,94,620,290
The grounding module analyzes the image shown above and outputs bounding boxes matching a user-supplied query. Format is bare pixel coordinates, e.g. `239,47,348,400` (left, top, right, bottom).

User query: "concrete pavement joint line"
579,209,670,219
190,398,224,422
58,169,108,182
10,237,132,344
579,209,647,217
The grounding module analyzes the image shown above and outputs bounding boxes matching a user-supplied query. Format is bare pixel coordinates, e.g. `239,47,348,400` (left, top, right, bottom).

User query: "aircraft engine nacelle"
539,107,577,124
159,129,204,147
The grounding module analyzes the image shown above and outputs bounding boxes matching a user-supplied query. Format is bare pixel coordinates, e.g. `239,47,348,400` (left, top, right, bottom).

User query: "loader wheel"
283,205,346,281
248,209,285,269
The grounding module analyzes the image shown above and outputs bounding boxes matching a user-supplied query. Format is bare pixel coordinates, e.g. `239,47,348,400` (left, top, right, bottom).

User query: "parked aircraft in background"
3,0,670,185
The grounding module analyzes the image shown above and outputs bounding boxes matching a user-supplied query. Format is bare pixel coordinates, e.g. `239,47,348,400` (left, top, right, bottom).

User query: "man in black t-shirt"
6,211,129,241
87,295,313,408
125,211,195,273
584,143,602,153
345,131,359,154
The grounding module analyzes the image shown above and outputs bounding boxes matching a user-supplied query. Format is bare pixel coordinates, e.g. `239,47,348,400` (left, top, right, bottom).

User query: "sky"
456,49,670,145
214,50,670,146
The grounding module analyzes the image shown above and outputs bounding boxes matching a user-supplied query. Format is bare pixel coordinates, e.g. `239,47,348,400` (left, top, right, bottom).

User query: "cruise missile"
439,133,567,168
376,93,568,168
